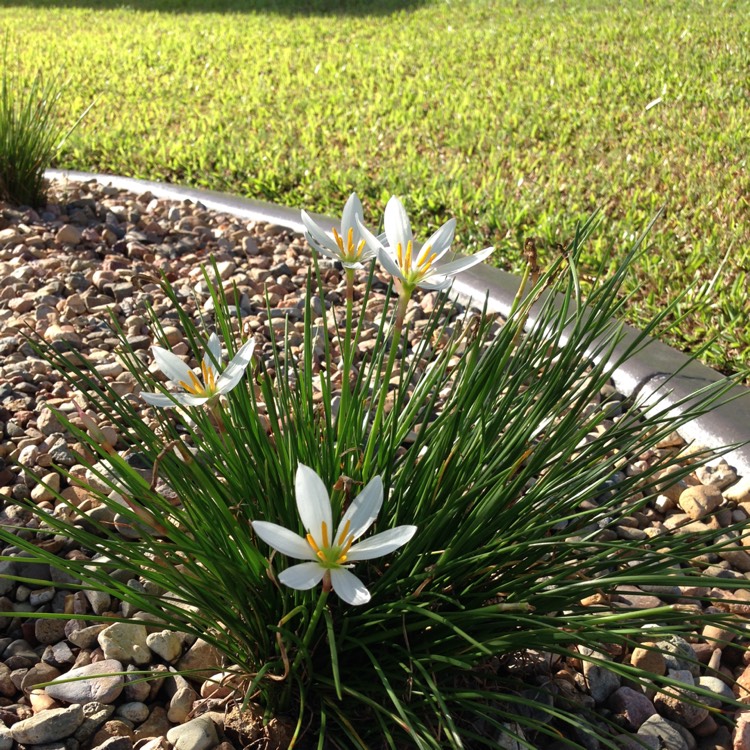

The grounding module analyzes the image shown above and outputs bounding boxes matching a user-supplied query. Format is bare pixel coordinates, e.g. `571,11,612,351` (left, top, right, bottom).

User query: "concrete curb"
46,169,750,474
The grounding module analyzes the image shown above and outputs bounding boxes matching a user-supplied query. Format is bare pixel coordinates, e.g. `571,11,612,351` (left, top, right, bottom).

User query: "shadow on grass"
0,0,427,14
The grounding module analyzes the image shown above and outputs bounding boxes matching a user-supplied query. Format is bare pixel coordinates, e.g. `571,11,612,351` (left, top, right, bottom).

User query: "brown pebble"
630,643,666,676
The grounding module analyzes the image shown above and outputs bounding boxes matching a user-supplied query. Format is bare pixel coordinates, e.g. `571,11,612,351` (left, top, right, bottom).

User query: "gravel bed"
1,179,750,750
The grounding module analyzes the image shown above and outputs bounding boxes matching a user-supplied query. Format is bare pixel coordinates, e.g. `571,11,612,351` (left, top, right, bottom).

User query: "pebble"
145,630,184,663
10,703,84,745
678,484,724,520
45,660,125,704
637,714,690,750
98,623,152,666
166,715,219,750
176,638,223,682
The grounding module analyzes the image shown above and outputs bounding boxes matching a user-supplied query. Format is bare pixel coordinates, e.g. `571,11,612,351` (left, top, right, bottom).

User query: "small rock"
678,484,723,520
166,715,219,750
167,685,198,723
630,644,666,676
132,706,172,742
73,701,116,743
637,714,689,750
116,702,149,724
580,647,621,704
10,703,84,744
176,638,223,682
98,623,151,665
145,630,184,663
695,460,738,490
45,659,124,704
91,737,134,750
55,224,83,245
608,686,656,730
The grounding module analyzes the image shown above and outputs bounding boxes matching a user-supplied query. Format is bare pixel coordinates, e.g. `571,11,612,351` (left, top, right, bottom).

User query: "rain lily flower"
357,196,495,294
252,464,417,605
301,193,378,270
141,333,255,408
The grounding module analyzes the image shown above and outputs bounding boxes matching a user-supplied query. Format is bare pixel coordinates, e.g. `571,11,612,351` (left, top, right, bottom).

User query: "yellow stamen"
355,239,366,259
178,370,204,395
337,533,355,564
347,227,355,254
307,532,321,555
404,240,413,270
332,227,345,253
336,519,351,546
397,242,403,267
417,243,434,267
321,521,330,548
419,252,438,273
201,361,216,393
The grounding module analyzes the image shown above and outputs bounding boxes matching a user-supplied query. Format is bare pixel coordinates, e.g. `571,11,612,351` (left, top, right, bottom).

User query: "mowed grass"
2,0,749,375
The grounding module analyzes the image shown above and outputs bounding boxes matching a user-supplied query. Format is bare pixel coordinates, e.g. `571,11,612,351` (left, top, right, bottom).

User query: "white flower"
141,333,255,408
301,193,379,270
357,196,495,292
252,464,417,606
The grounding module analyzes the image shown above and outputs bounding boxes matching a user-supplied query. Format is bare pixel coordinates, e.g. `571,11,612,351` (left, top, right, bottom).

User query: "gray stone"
167,685,198,723
145,630,184,663
637,714,689,750
91,737,134,750
74,701,116,743
607,686,656,730
45,659,124,704
166,715,219,750
116,701,149,724
98,623,151,665
0,724,10,750
10,703,84,744
655,636,700,677
580,648,621,704
696,675,734,709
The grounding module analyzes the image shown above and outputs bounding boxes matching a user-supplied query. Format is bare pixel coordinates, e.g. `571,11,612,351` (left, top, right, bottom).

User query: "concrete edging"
46,169,750,475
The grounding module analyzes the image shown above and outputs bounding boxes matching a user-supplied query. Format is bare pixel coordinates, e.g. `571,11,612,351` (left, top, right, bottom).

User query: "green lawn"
3,0,749,375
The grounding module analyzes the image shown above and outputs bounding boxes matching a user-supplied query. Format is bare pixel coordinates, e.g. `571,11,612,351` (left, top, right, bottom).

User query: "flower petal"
216,338,255,394
301,210,341,256
384,196,412,252
356,216,386,257
341,192,364,239
140,391,179,407
346,525,417,561
278,562,326,590
377,247,406,282
420,218,456,264
416,276,453,292
337,476,383,543
329,567,371,605
252,521,317,560
205,333,222,367
295,464,333,545
152,346,193,386
433,246,495,278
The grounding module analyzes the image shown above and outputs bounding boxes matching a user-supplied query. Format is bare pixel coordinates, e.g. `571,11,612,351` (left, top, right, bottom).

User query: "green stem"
292,587,330,674
361,290,411,476
336,268,356,453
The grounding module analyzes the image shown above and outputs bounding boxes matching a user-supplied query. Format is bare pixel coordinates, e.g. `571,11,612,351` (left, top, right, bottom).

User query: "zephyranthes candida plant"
2,194,747,749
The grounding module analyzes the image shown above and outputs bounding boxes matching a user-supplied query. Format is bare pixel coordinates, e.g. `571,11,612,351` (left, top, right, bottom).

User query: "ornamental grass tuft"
0,42,91,207
1,196,748,748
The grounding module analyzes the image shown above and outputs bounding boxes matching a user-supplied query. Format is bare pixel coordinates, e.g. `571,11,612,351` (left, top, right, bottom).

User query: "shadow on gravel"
0,0,427,15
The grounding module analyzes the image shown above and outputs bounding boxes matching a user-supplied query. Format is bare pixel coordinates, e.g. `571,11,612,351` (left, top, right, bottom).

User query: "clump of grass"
0,44,91,207
1,202,748,748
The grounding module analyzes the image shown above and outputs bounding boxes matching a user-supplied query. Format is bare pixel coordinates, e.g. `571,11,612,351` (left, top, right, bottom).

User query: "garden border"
47,169,750,475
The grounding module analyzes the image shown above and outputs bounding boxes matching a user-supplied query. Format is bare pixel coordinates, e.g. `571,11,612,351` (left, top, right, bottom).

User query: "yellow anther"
419,252,438,272
346,227,355,254
417,244,434,267
306,532,321,555
397,242,403,266
356,239,366,259
336,519,352,546
321,521,330,548
337,533,355,564
404,240,413,270
332,227,345,253
201,361,216,393
178,370,204,395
